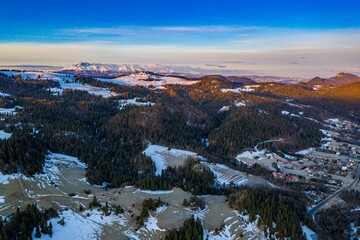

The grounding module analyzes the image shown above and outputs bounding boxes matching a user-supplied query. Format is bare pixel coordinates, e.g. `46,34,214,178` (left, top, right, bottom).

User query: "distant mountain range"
59,62,307,83
306,73,360,86
62,62,144,74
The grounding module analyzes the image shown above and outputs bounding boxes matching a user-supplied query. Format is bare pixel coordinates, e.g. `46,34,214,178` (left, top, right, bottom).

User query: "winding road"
308,177,359,221
308,163,359,239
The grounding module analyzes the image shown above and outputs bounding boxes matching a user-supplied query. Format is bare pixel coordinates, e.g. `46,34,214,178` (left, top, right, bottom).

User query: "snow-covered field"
97,72,199,89
236,149,267,161
202,163,247,187
118,98,155,110
34,208,127,240
235,211,267,240
34,152,87,185
139,189,174,195
0,172,21,184
1,69,199,95
0,106,22,115
0,71,118,98
143,206,167,233
221,85,260,93
143,144,200,175
205,216,236,240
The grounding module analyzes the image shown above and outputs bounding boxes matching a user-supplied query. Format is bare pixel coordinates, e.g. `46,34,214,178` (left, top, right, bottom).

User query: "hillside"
306,72,360,86
0,69,359,240
226,76,256,85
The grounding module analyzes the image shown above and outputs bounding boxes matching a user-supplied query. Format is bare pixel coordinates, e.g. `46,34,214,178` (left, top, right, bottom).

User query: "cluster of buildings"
272,172,300,182
325,118,359,132
305,150,358,177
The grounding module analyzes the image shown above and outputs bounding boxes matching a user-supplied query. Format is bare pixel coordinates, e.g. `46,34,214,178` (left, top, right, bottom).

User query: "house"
272,172,286,179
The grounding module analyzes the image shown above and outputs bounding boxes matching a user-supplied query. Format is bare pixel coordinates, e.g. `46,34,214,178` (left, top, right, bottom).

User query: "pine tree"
35,226,41,238
48,222,53,237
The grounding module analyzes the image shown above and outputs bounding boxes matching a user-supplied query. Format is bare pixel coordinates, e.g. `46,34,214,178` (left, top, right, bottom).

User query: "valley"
0,66,359,240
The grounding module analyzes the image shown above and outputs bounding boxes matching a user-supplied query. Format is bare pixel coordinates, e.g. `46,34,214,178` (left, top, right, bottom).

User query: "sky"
0,0,360,77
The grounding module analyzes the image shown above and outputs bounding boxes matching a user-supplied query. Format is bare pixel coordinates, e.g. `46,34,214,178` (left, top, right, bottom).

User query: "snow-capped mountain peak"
61,62,144,74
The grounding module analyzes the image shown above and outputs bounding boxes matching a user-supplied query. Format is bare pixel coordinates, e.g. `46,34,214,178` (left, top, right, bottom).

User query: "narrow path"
17,177,29,199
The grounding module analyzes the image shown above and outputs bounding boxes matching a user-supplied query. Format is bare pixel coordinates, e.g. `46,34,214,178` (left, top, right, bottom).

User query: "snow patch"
0,172,21,184
221,85,260,93
0,92,11,97
143,144,199,176
302,223,317,240
0,130,12,140
97,72,199,88
34,152,86,185
36,208,126,240
295,148,316,155
118,98,155,110
0,71,117,98
218,106,230,112
0,106,22,115
236,149,266,160
139,190,174,195
234,100,247,107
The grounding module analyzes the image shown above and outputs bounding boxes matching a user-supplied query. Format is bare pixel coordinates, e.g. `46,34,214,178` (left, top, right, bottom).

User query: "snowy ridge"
61,62,144,73
0,71,118,98
97,72,199,88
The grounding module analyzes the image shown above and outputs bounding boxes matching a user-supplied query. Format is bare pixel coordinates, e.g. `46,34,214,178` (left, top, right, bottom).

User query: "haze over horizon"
1,0,360,78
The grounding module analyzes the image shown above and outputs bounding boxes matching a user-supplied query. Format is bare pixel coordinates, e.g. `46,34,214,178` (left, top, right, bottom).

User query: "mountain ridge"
306,72,360,86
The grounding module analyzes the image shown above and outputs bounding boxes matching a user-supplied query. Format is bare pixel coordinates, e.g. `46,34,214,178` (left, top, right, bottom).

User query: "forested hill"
0,72,358,187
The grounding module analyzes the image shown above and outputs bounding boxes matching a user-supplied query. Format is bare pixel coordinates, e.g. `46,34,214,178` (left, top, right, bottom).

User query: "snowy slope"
0,71,117,98
61,62,144,73
202,163,247,186
34,152,87,186
118,98,155,110
0,106,22,115
221,85,260,93
35,208,127,240
97,72,199,88
0,130,12,140
142,145,199,175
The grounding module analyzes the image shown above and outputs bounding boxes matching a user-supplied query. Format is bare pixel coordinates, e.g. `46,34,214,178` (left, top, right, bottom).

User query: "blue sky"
1,0,360,77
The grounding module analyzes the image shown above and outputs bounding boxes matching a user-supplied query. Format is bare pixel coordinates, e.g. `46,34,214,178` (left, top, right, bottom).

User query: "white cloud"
67,25,256,35
1,27,360,77
228,28,360,50
152,26,256,32
1,41,359,77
